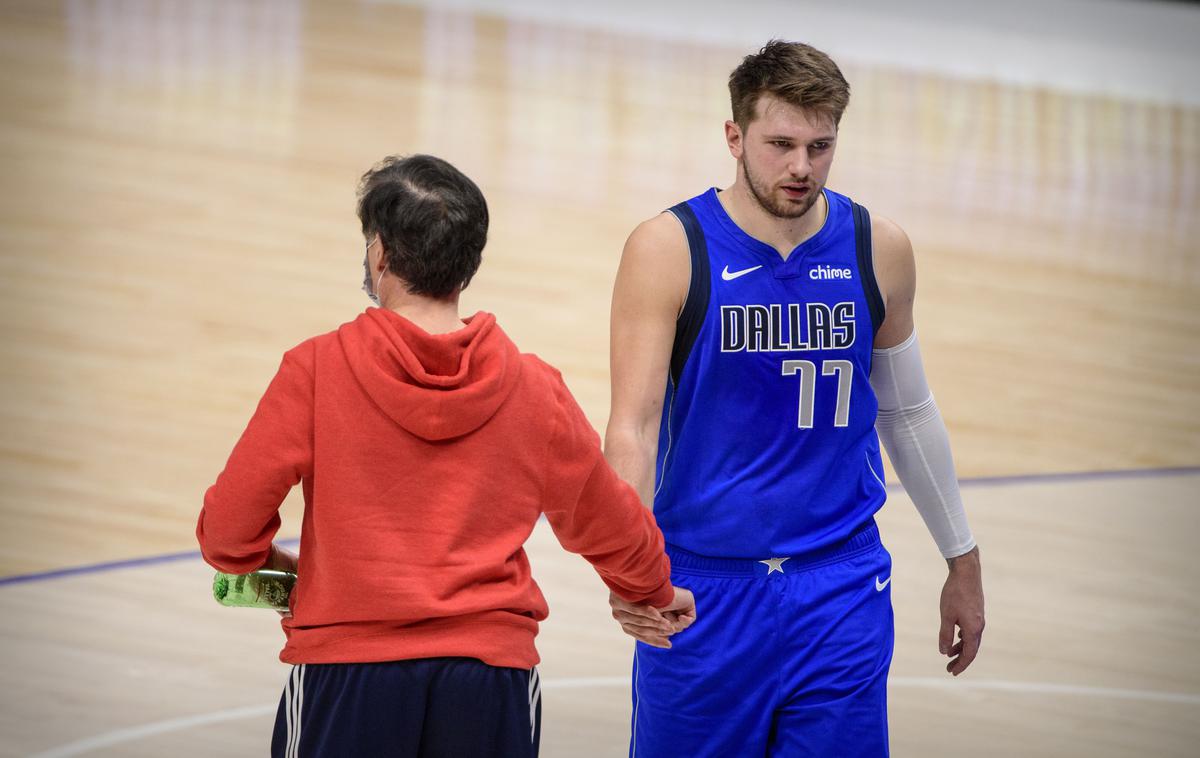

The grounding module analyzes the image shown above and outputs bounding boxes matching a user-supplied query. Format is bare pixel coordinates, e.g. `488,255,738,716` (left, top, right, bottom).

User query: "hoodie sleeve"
539,370,673,608
197,343,315,574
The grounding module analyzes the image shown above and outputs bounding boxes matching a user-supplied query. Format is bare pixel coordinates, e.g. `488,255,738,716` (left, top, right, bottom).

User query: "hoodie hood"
338,308,523,441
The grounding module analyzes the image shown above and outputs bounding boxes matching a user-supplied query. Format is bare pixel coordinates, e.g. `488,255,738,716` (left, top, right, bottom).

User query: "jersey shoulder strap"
665,201,711,385
851,201,886,339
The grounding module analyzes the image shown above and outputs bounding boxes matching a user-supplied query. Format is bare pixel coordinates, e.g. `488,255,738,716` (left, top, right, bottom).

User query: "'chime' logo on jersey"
810,264,853,280
721,302,856,353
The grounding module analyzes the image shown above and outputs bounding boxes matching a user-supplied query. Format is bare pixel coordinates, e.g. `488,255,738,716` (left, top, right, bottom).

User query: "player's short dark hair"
356,154,488,300
729,40,850,130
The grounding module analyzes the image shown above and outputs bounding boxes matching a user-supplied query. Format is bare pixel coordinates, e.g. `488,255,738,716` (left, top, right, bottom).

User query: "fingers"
942,621,984,676
653,586,697,632
938,614,955,656
614,617,672,648
265,544,299,574
662,587,695,614
611,596,675,634
609,592,666,622
612,609,674,636
609,588,695,646
948,628,982,676
627,628,672,648
662,609,696,632
939,566,985,675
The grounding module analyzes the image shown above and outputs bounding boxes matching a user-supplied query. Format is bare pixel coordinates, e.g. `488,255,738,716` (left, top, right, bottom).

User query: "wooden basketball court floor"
0,1,1197,755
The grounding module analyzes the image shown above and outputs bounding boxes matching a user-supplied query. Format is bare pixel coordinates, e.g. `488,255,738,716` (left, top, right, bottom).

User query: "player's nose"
787,152,811,180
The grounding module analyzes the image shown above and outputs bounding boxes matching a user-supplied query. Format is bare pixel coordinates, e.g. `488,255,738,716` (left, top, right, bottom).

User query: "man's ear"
374,240,389,274
725,120,744,160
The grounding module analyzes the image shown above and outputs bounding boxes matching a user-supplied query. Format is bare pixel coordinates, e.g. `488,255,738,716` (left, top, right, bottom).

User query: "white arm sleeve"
870,331,976,559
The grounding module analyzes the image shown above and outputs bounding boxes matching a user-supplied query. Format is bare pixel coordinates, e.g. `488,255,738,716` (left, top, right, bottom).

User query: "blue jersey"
653,187,888,558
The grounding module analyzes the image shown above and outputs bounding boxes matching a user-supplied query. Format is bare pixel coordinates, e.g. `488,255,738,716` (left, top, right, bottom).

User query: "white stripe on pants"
284,664,305,758
528,667,540,743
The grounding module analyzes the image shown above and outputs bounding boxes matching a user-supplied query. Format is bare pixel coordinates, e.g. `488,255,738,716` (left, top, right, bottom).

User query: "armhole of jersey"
852,201,886,342
665,202,710,385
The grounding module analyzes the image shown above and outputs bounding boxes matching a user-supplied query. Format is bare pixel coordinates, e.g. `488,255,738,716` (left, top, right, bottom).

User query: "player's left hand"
939,546,984,676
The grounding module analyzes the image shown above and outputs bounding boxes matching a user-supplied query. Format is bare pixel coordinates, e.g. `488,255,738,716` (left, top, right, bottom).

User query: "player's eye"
811,141,830,151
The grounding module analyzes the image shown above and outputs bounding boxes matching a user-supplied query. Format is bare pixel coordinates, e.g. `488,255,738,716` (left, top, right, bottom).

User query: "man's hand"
940,546,984,676
260,543,299,618
262,543,299,573
609,586,696,649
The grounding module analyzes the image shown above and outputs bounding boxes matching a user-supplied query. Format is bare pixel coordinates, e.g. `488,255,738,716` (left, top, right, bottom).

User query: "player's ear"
725,120,744,160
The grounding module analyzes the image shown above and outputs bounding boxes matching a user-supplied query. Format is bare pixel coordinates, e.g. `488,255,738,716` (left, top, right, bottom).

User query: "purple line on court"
958,466,1198,488
1,467,1196,587
875,465,1200,492
0,538,300,588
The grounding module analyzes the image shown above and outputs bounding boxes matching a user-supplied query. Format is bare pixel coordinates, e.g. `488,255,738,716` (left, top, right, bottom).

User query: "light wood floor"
0,1,1197,756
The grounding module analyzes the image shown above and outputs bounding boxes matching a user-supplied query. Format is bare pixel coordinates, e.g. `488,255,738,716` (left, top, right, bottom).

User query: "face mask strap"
363,236,383,306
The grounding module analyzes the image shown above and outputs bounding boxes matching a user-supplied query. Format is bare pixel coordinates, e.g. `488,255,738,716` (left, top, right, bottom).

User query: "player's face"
730,95,837,220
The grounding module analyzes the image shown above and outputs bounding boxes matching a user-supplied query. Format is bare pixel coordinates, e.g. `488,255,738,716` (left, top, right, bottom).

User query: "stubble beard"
742,157,822,220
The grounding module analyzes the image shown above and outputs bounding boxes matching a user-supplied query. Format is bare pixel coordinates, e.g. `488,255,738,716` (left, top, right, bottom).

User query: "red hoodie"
197,308,672,669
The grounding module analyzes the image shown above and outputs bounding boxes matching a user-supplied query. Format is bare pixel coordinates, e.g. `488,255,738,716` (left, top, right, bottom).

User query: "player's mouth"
781,184,809,199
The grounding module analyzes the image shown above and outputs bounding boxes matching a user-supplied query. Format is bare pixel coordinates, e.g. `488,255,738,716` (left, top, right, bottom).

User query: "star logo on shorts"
759,557,789,575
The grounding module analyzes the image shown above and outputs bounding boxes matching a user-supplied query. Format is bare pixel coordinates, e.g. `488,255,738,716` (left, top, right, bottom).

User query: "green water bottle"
212,569,296,611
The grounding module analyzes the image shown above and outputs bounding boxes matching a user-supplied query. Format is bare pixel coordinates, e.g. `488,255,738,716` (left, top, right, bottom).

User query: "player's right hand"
609,586,696,649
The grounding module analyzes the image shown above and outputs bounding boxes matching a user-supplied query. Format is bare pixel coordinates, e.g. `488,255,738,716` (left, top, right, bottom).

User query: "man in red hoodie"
197,154,695,758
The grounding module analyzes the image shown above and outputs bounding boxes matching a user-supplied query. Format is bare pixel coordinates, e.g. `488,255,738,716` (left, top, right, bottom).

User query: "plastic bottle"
212,569,296,611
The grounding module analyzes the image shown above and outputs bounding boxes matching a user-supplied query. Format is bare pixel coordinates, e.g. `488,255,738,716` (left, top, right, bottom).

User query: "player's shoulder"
617,210,691,310
830,189,910,259
867,212,912,256
624,210,689,258
861,211,916,308
867,211,915,277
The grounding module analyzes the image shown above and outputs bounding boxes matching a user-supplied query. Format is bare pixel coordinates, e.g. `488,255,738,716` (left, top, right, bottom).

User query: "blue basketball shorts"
631,521,894,758
271,657,541,758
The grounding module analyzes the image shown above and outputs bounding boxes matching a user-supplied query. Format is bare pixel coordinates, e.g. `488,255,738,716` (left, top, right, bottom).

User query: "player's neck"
380,287,464,335
720,180,827,259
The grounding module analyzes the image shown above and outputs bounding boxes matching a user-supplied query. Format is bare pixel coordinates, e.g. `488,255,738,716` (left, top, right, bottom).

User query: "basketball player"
604,41,985,756
197,154,695,758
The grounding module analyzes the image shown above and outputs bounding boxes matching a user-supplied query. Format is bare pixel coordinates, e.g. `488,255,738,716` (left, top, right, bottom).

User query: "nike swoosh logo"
875,576,891,591
721,264,763,281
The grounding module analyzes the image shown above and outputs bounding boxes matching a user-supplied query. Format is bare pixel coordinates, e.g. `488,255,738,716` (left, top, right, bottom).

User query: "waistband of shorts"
665,521,881,577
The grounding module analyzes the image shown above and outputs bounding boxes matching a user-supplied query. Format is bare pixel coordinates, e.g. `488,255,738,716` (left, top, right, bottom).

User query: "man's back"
198,152,695,758
199,307,675,670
